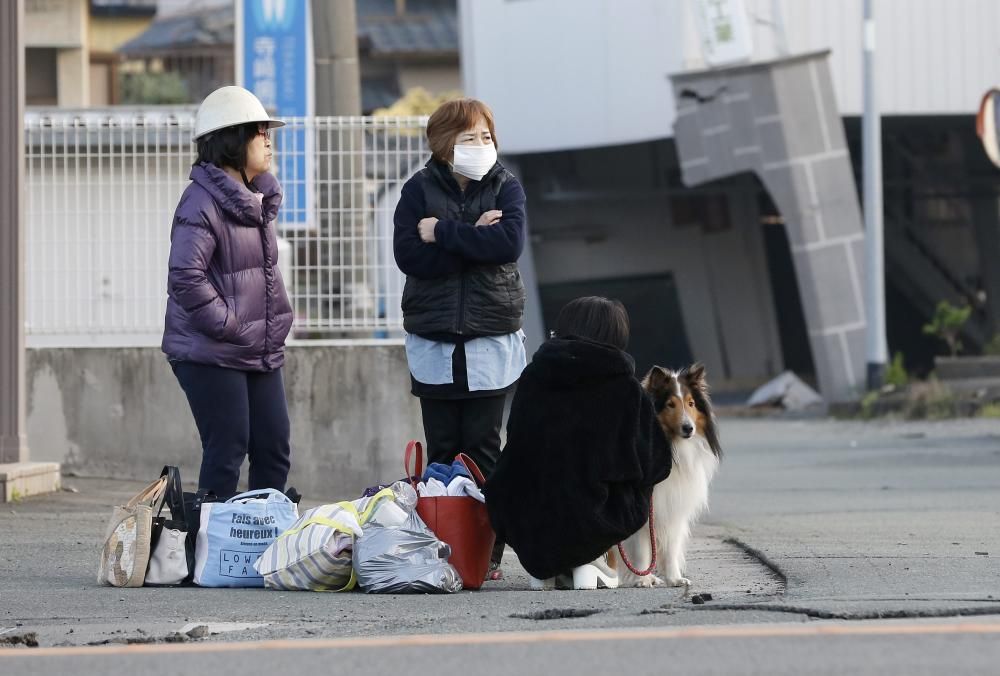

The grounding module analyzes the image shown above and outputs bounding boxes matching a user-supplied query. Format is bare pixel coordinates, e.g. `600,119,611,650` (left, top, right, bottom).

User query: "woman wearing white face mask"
393,98,528,580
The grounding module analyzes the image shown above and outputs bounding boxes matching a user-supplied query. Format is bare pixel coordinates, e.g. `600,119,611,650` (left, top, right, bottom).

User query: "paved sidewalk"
4,415,999,649
1,475,782,648
707,417,1000,620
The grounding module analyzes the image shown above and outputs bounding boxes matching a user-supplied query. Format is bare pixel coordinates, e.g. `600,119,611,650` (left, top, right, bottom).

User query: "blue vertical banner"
236,0,313,229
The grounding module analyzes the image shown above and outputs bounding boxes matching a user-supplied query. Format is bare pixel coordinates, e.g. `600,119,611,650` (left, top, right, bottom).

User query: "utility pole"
311,0,366,332
0,0,26,468
862,0,887,390
0,0,60,501
312,0,361,116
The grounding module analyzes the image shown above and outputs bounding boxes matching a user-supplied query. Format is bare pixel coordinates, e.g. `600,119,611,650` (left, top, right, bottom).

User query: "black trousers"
420,394,508,566
419,395,507,478
172,361,291,498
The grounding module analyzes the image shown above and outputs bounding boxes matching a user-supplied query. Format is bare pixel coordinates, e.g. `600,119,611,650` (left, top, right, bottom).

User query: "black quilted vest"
401,161,526,337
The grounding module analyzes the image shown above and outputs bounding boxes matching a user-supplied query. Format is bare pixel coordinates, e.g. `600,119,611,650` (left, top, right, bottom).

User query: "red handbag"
405,440,496,591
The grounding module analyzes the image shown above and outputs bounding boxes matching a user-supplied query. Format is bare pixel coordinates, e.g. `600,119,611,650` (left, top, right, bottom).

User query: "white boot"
571,554,619,590
529,576,554,591
530,572,574,590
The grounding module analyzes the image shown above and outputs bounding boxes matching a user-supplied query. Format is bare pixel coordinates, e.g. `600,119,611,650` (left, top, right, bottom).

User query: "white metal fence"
24,110,429,346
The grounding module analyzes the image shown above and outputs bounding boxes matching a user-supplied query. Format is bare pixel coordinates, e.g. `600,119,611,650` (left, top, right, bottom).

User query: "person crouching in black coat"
484,296,672,590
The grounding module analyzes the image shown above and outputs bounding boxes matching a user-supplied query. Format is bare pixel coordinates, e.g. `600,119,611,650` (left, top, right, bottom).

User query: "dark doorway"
758,192,817,383
538,273,694,379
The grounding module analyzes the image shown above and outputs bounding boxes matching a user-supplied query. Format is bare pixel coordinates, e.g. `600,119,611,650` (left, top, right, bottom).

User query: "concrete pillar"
0,0,60,501
671,51,868,402
56,47,89,107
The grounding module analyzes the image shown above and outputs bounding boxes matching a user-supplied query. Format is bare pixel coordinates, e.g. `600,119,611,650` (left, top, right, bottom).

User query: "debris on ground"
510,608,601,620
747,372,823,410
185,625,210,639
639,607,676,615
0,632,39,648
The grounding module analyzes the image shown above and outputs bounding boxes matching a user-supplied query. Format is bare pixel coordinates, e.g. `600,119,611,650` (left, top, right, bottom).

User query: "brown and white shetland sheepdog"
617,363,722,588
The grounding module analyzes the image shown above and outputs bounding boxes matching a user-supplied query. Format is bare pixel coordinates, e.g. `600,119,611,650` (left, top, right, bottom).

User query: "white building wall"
461,0,1000,153
744,0,1000,116
460,0,687,153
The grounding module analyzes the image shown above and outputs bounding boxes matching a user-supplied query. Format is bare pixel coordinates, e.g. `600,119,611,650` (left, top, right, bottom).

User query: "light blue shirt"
406,330,527,391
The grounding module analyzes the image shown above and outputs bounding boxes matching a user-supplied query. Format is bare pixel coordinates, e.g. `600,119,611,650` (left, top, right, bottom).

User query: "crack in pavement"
681,603,1000,620
510,609,602,621
723,538,788,584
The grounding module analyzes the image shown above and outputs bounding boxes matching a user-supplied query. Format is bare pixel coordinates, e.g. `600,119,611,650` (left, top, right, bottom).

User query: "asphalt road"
5,620,1000,676
2,415,999,673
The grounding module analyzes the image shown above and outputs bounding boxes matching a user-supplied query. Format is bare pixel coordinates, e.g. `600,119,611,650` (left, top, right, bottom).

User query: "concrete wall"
89,16,152,54
25,0,89,107
26,345,424,500
25,0,86,48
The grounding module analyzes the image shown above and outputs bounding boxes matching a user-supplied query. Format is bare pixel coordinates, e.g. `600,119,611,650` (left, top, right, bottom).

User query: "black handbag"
146,466,197,585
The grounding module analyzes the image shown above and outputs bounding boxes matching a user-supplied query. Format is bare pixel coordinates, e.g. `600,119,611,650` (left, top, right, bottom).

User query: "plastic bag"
255,486,410,592
353,482,463,594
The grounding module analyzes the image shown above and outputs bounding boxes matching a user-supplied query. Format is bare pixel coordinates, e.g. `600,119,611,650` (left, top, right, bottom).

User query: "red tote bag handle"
455,452,487,487
404,440,425,489
406,443,487,489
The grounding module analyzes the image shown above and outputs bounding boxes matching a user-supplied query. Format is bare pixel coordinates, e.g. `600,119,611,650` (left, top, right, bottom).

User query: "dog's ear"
642,365,674,412
642,365,672,393
684,362,707,386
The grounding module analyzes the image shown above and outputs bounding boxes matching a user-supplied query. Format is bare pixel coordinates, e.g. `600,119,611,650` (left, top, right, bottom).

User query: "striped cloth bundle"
255,488,396,591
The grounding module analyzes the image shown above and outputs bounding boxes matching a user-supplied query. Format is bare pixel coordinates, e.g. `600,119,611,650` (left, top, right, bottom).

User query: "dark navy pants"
172,361,291,498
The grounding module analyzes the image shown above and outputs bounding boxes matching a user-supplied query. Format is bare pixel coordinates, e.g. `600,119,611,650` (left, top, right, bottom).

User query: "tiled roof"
117,5,232,53
120,1,457,56
90,0,157,17
358,0,458,56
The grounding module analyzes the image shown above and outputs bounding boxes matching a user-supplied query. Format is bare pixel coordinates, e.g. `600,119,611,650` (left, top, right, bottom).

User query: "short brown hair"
555,296,630,350
426,98,499,163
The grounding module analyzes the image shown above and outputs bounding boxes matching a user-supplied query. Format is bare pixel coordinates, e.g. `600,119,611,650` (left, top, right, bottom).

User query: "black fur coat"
485,337,672,579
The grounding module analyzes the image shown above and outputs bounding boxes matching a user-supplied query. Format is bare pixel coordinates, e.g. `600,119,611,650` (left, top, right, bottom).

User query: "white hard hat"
193,85,285,140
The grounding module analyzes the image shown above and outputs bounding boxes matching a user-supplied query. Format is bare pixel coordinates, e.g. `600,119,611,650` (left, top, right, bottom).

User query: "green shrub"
977,402,1000,418
885,351,909,388
119,71,190,105
922,301,972,357
983,334,1000,356
859,390,880,419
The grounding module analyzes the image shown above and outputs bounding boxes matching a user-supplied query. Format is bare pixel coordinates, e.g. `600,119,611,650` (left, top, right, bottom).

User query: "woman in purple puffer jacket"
162,86,294,498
